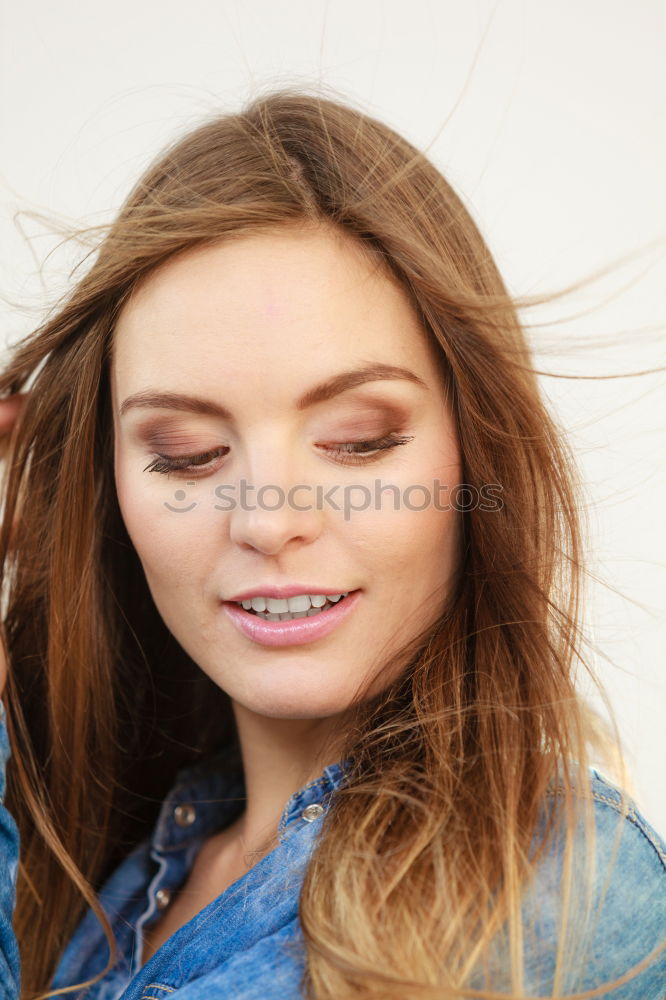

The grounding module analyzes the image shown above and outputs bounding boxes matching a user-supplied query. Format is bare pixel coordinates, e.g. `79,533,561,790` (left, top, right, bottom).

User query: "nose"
226,452,324,557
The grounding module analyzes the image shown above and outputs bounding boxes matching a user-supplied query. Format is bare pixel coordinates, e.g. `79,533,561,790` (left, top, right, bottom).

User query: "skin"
4,223,464,962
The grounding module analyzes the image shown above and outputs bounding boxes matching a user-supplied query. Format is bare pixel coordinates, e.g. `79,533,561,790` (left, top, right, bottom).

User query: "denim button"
155,888,172,909
301,803,324,822
174,803,196,827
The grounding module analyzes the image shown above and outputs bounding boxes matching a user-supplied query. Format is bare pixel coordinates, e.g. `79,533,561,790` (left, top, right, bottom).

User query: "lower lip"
221,590,362,647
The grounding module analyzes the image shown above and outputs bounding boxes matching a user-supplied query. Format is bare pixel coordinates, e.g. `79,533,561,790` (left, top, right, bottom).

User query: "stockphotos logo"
162,478,503,521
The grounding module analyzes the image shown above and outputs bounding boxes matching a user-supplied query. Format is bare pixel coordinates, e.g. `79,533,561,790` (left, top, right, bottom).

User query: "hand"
0,393,27,697
0,393,26,456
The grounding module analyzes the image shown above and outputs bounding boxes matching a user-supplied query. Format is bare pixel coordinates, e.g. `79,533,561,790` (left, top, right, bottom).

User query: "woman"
0,90,663,1000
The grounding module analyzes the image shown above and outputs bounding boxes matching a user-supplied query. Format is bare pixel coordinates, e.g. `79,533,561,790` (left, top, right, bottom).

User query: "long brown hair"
0,87,661,998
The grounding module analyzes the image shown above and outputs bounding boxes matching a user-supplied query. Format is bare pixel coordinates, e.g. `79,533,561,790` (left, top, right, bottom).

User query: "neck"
229,701,345,855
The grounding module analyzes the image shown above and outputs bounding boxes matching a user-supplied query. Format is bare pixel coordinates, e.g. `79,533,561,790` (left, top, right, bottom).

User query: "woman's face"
111,224,461,722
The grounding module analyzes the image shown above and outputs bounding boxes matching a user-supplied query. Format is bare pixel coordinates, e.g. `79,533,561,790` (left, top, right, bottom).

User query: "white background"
1,1,664,830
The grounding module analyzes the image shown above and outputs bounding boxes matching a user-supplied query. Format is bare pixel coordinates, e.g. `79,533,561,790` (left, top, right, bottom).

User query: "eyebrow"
118,362,428,420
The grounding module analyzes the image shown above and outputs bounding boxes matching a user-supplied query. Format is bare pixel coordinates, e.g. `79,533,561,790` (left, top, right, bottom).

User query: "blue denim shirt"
0,701,664,999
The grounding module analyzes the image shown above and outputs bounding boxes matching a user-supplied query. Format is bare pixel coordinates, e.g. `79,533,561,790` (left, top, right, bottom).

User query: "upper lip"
226,585,358,602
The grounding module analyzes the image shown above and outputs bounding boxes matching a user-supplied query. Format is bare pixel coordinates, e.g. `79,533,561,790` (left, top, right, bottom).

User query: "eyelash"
142,433,414,478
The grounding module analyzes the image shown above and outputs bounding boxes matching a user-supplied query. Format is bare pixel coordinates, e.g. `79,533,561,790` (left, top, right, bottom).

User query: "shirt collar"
150,744,352,853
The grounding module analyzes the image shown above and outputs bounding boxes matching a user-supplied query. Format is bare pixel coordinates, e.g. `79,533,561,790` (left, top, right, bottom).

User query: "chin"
236,690,354,721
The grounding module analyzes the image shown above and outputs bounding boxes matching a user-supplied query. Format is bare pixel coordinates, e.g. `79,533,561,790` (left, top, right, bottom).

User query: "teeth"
266,598,289,613
287,595,311,613
235,591,351,621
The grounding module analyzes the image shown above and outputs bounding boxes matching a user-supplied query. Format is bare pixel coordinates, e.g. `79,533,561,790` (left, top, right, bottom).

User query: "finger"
0,394,27,435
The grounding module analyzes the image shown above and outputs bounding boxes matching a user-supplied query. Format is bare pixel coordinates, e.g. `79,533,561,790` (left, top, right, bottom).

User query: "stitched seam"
589,791,666,870
279,774,330,833
147,985,176,993
546,784,666,871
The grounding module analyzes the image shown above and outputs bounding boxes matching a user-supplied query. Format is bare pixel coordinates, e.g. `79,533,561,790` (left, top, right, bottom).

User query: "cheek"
360,454,462,607
114,456,211,585
343,484,460,594
394,504,460,591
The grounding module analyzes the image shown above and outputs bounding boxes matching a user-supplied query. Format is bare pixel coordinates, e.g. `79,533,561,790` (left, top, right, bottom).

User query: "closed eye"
322,433,414,466
143,434,414,478
143,447,228,476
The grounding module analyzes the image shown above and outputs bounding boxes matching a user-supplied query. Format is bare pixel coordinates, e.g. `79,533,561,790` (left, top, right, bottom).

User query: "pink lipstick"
222,590,362,647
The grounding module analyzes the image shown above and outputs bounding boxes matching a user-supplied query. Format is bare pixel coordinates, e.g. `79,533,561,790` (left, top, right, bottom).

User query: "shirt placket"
131,760,249,977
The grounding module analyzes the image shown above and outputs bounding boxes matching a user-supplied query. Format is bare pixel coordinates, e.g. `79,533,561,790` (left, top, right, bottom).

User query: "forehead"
110,225,439,396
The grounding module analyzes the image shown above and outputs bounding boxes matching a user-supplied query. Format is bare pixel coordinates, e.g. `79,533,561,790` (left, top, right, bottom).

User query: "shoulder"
585,767,666,872
519,767,666,998
542,766,666,882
